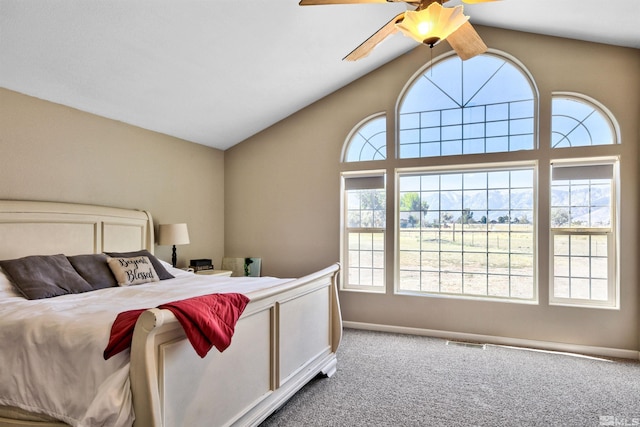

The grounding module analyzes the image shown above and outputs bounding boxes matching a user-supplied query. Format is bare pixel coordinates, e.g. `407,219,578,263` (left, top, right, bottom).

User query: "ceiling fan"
299,0,498,62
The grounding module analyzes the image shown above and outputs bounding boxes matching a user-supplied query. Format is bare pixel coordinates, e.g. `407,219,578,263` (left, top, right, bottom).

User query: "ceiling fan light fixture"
396,2,469,48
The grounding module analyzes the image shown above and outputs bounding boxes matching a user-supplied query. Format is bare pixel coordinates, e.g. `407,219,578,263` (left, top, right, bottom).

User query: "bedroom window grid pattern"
397,53,536,159
344,114,387,162
344,175,386,290
339,52,622,307
551,95,617,148
397,166,535,301
550,162,616,307
398,99,535,158
551,232,610,301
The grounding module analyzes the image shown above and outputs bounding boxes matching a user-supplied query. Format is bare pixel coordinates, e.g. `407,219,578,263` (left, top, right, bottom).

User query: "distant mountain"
401,185,609,226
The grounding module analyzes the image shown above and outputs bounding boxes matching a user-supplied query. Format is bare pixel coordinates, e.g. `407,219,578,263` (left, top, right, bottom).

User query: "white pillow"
0,267,22,299
157,259,194,278
106,256,160,286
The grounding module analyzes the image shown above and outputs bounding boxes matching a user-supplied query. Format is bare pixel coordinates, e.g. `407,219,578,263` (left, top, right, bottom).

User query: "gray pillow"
104,249,174,280
0,254,94,300
67,253,117,290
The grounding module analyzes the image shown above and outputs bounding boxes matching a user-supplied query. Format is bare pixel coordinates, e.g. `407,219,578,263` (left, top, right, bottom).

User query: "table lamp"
158,223,190,268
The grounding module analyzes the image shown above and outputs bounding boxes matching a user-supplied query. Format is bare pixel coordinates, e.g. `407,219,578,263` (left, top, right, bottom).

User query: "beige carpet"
261,328,640,426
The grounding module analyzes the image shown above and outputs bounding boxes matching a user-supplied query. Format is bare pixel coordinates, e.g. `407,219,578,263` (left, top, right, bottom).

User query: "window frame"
337,50,623,310
394,161,538,303
396,51,539,159
342,113,387,163
551,92,620,149
340,170,387,292
548,158,619,308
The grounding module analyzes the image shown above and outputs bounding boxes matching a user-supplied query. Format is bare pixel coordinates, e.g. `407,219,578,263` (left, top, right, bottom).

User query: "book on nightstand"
189,259,213,272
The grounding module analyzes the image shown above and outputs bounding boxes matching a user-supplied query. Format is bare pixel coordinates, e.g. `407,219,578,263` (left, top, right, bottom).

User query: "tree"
400,192,429,227
440,211,454,226
551,209,569,227
459,208,474,224
349,189,386,228
361,190,385,211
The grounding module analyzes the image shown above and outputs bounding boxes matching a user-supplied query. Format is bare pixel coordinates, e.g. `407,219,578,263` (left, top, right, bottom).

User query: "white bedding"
0,265,293,427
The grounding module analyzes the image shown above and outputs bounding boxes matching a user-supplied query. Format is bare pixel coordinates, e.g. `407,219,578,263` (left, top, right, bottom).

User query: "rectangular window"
550,160,617,307
342,173,386,291
397,164,536,301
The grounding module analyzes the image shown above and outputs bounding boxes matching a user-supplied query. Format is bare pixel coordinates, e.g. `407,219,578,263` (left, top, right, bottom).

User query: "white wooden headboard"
0,200,154,260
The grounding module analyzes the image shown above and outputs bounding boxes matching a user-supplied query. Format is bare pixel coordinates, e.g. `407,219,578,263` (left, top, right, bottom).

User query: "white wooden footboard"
129,263,342,427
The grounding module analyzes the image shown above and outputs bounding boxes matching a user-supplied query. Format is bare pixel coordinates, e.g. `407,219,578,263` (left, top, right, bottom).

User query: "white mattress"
0,265,293,427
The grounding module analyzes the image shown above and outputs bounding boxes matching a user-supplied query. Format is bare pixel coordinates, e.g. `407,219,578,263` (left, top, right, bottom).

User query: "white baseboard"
343,321,640,361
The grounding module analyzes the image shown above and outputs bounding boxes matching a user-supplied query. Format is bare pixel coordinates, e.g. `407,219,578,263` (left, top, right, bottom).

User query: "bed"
0,200,342,427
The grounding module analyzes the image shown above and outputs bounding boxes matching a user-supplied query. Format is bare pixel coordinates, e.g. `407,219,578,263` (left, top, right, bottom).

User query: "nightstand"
195,269,233,277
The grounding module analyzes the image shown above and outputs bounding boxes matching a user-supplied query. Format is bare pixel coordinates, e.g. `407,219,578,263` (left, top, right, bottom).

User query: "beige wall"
2,25,639,353
0,88,225,269
225,27,640,352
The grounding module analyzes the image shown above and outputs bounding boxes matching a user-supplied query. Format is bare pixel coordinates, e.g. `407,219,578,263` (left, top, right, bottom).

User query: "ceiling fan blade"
461,0,500,3
343,12,405,61
299,0,395,4
446,21,487,60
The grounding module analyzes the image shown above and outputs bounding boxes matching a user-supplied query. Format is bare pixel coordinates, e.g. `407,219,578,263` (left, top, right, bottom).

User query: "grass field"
348,224,536,299
348,224,608,301
397,223,534,298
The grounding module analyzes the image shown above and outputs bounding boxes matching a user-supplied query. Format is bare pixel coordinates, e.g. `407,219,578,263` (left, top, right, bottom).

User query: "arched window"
398,53,536,158
551,94,618,148
549,94,619,306
340,51,621,309
343,114,386,162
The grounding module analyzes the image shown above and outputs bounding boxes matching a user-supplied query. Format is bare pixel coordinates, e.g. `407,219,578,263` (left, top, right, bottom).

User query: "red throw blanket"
103,293,250,359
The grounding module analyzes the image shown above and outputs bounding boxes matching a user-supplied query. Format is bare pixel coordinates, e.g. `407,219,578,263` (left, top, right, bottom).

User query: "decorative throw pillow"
104,250,174,280
107,256,160,286
67,253,118,290
0,254,94,300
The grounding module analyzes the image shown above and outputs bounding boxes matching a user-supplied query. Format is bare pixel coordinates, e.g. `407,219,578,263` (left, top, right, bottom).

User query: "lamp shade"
396,2,469,47
158,223,190,246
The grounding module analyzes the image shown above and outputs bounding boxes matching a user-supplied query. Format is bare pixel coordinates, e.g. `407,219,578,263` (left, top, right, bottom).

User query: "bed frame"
0,200,342,427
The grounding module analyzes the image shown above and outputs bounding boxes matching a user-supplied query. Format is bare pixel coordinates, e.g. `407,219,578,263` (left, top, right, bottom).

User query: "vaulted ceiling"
1,0,638,150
